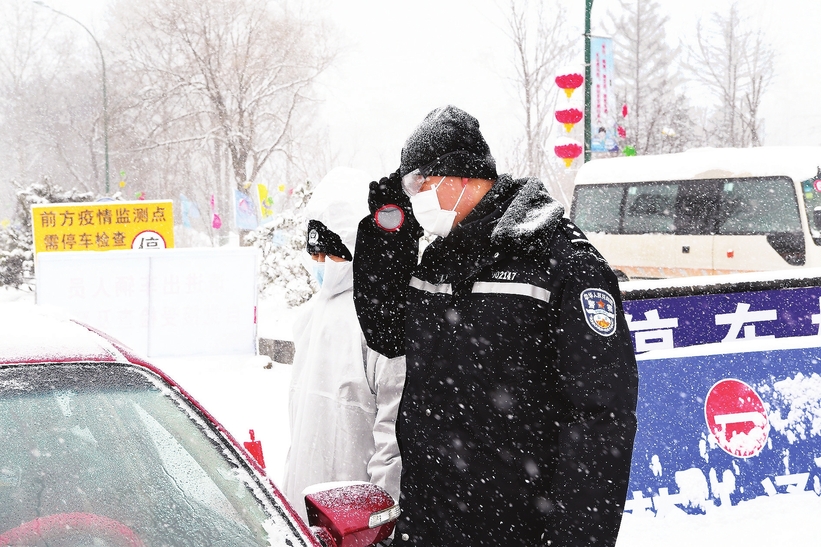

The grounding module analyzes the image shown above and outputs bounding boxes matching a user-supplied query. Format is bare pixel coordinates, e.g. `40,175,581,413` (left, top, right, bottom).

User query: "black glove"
353,170,421,358
368,170,422,238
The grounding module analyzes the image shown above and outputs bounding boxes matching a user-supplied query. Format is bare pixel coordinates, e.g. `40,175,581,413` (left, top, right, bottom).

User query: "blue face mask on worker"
408,176,467,237
311,262,325,286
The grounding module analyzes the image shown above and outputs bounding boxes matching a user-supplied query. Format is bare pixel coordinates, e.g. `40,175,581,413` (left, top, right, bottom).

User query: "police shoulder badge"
580,288,617,336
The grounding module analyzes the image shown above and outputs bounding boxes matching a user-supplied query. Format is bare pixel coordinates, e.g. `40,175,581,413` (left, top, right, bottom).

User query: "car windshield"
0,363,310,547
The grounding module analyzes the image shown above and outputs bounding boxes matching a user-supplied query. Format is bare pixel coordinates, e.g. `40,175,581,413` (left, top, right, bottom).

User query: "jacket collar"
490,175,565,251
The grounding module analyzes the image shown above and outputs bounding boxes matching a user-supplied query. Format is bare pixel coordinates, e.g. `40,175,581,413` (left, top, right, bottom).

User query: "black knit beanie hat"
399,105,498,181
306,219,352,261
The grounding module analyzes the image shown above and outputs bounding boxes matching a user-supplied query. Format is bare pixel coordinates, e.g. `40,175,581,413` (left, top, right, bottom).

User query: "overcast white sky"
39,0,821,178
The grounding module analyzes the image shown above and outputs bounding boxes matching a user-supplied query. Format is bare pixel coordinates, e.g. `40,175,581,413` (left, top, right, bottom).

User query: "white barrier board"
36,248,258,357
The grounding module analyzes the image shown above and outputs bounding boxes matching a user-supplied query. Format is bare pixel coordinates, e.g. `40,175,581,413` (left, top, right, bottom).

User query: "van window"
572,185,623,233
622,183,677,234
717,177,800,234
800,178,821,245
674,182,719,235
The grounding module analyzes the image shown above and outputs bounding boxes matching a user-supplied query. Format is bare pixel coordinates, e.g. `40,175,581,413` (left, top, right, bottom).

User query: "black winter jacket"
354,175,638,547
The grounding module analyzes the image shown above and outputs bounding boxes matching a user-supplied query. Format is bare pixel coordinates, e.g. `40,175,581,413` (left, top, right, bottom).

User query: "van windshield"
572,176,801,236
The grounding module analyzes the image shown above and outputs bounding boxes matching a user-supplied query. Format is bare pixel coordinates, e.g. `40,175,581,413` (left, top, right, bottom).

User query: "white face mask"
410,177,467,237
320,259,353,295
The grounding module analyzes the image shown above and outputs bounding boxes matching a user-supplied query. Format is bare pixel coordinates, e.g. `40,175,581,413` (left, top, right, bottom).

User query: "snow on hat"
304,166,370,260
399,105,497,181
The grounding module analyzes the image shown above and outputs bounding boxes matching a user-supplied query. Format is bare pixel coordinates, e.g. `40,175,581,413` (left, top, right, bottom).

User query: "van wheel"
613,269,629,282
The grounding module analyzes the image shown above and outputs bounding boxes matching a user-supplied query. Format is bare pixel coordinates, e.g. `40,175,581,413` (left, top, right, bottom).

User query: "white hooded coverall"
282,167,405,522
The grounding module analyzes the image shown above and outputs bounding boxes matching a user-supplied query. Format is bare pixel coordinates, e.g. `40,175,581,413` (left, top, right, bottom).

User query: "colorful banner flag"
210,194,222,229
234,189,258,230
180,194,200,229
590,36,618,153
257,184,273,220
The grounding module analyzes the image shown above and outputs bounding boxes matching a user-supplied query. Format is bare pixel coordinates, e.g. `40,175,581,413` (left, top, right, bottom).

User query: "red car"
0,307,398,547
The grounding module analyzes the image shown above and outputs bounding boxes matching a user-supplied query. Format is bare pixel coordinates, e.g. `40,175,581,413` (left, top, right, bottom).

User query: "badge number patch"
580,288,617,337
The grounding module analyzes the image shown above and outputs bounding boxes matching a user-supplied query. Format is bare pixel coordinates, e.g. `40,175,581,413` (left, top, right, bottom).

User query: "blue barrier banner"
618,280,821,544
622,286,821,353
623,340,821,520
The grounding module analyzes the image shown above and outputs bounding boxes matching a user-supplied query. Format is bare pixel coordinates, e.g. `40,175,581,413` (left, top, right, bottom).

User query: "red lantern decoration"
617,125,626,139
555,72,584,99
555,108,583,132
554,138,583,168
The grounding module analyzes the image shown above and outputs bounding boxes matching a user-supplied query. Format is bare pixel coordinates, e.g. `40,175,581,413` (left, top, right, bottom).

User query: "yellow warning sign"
31,200,175,253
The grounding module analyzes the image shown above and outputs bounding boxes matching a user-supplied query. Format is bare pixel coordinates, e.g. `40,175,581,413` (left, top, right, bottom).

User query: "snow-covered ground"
3,284,820,546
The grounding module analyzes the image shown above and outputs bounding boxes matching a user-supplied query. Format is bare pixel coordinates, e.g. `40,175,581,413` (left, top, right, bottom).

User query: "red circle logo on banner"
704,378,769,458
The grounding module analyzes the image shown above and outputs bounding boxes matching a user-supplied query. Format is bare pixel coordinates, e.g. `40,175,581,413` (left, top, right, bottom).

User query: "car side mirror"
304,481,399,547
814,206,821,231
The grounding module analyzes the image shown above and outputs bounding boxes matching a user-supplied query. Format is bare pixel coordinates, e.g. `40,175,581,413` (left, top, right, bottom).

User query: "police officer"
353,106,638,546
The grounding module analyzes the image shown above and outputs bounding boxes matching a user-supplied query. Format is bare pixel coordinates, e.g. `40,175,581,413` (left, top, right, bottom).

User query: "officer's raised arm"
353,170,421,359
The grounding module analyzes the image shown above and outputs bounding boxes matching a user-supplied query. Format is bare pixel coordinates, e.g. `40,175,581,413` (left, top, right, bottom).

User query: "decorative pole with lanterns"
552,1,594,169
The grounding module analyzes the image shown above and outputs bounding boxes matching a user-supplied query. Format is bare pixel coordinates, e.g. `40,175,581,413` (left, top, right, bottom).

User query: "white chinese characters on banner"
626,310,679,352
626,301,791,353
811,297,821,334
714,303,777,341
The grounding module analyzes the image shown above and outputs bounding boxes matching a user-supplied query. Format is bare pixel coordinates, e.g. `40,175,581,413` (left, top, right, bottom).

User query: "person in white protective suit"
282,166,405,523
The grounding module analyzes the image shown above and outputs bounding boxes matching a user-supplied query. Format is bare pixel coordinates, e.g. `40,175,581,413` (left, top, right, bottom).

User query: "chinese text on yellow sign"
31,200,175,253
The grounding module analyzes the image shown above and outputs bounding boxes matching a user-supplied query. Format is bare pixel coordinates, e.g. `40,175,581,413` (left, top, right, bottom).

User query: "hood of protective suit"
305,167,371,260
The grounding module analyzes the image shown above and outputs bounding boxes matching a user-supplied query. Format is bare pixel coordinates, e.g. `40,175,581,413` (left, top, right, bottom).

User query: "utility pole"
33,1,110,194
584,0,593,163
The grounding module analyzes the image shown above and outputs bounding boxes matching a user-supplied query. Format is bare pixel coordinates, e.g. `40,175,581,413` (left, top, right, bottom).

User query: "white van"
569,147,821,280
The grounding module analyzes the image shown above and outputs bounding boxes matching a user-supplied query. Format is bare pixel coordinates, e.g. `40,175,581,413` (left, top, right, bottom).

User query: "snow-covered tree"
685,2,774,147
0,0,106,201
500,0,575,203
606,0,698,154
110,0,335,243
245,180,316,307
0,177,96,288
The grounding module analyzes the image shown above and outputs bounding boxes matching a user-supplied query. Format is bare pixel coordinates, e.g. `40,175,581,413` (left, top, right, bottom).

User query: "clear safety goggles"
400,150,472,196
401,169,429,197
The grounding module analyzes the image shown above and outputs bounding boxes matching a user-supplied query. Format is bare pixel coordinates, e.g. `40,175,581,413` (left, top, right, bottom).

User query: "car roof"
574,146,821,186
0,302,150,366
